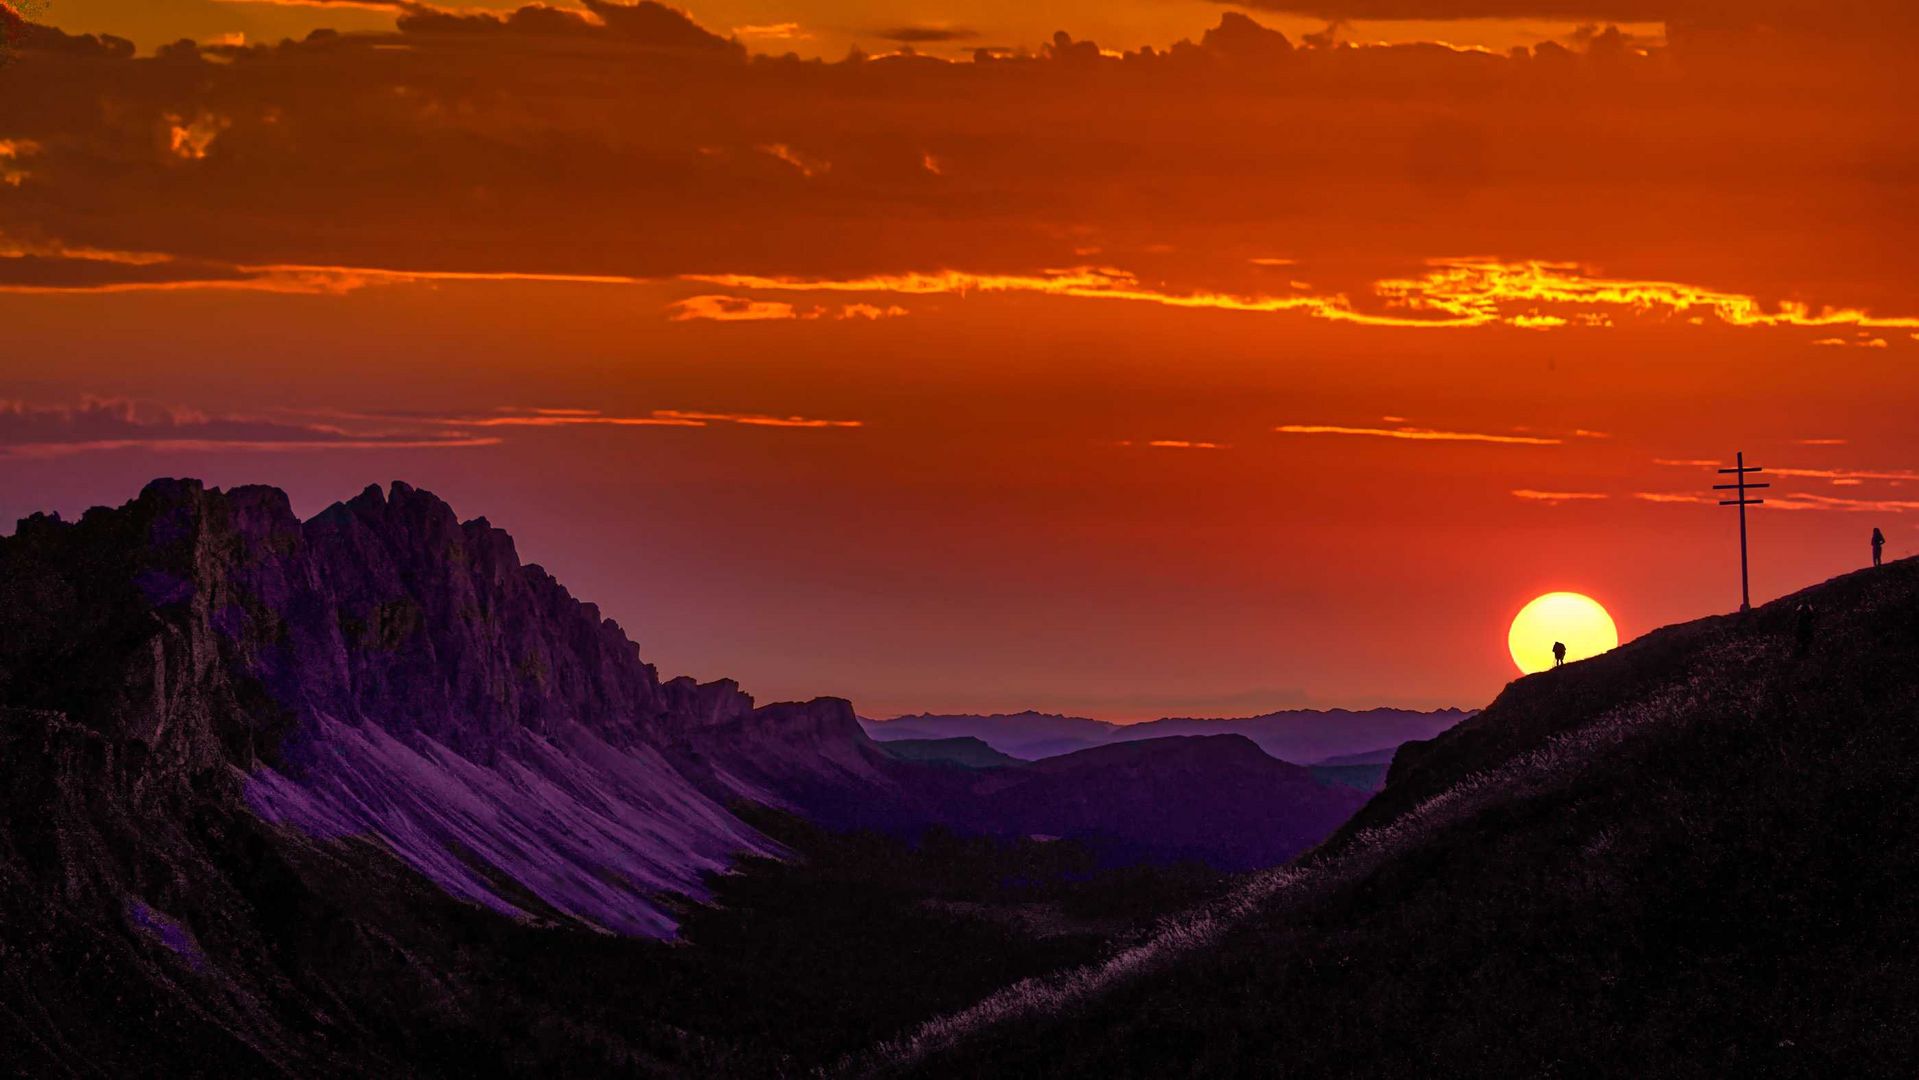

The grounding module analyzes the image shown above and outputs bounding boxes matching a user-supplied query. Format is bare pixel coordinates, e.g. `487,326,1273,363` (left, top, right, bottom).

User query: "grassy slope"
881,557,1919,1078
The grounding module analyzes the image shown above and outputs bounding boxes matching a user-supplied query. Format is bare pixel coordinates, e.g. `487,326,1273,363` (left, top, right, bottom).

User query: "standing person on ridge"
1552,641,1567,668
1872,527,1885,568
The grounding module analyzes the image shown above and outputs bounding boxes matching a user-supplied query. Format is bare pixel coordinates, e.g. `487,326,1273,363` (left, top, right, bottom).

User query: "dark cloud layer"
1,2,1914,313
1229,0,1914,33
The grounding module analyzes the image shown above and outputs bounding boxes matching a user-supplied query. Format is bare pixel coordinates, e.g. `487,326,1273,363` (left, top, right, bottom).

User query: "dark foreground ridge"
868,554,1919,1077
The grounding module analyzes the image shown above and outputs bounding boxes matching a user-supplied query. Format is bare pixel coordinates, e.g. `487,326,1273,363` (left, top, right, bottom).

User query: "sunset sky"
3,0,1916,719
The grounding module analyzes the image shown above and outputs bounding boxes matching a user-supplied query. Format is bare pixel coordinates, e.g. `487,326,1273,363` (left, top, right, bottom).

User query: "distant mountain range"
863,706,1468,766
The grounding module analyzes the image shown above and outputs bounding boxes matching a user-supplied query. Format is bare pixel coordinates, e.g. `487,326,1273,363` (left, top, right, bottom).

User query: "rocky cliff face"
0,478,850,935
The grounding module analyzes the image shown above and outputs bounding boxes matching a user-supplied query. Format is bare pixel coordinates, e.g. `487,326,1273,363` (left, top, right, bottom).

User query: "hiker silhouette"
1552,641,1567,667
1872,527,1885,568
1795,603,1816,657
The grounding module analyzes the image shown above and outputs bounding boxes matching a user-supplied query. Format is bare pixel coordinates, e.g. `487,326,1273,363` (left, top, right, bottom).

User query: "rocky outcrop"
0,478,821,935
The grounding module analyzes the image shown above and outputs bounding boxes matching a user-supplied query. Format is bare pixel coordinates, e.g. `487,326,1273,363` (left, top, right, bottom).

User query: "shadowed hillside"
874,555,1919,1078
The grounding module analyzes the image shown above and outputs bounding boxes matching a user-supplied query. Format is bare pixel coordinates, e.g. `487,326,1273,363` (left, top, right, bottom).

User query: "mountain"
863,711,1118,759
863,707,1468,764
1312,746,1399,766
926,736,1368,870
875,555,1919,1077
0,478,1389,1075
876,737,1023,769
765,731,1367,871
0,478,846,937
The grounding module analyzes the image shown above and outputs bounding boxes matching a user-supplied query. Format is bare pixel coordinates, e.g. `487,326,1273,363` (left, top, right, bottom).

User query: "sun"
1507,592,1619,675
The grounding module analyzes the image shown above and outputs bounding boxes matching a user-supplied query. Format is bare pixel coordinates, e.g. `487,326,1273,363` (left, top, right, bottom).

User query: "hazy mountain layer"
863,707,1467,764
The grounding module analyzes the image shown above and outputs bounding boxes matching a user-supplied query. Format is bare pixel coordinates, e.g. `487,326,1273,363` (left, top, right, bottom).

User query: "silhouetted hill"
776,734,1368,872
1313,746,1399,766
931,736,1368,870
862,712,1116,759
876,555,1919,1077
862,707,1466,764
876,737,1022,769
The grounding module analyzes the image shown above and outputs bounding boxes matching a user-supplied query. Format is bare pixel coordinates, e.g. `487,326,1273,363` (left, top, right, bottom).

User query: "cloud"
757,142,830,178
1763,493,1919,513
1275,423,1562,445
1633,491,1712,505
1222,0,1919,36
650,409,862,428
1655,459,1919,485
0,397,500,458
1512,489,1608,503
876,26,978,44
1118,439,1229,449
685,260,1919,333
312,405,863,430
837,302,908,320
668,294,814,322
208,0,403,9
3,5,1917,324
0,239,659,294
0,398,864,459
1771,467,1919,484
664,294,905,322
1636,489,1919,513
164,112,230,161
0,137,36,186
734,23,810,42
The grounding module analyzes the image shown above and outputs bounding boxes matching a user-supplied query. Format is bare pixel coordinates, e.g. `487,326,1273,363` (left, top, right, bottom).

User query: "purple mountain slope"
0,479,827,935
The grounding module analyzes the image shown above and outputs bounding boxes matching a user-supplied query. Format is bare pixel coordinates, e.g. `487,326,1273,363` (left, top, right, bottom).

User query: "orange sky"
3,1,1916,718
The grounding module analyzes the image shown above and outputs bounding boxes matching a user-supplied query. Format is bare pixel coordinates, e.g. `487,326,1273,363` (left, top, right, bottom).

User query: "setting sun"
1508,592,1620,675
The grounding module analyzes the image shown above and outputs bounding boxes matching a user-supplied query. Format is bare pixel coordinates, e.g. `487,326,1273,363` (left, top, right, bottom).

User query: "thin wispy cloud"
1654,459,1918,485
1771,467,1919,484
1512,489,1608,503
1763,493,1919,513
1636,490,1919,513
0,398,498,459
758,143,830,178
1275,424,1562,446
652,410,862,429
311,406,864,432
1117,439,1229,450
0,399,864,459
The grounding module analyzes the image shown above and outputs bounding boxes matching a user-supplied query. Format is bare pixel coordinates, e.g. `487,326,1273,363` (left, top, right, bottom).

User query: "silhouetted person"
1552,641,1567,667
1872,527,1885,568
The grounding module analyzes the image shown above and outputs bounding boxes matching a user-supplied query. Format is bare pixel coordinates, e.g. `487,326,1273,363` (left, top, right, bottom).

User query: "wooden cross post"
1715,451,1768,612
